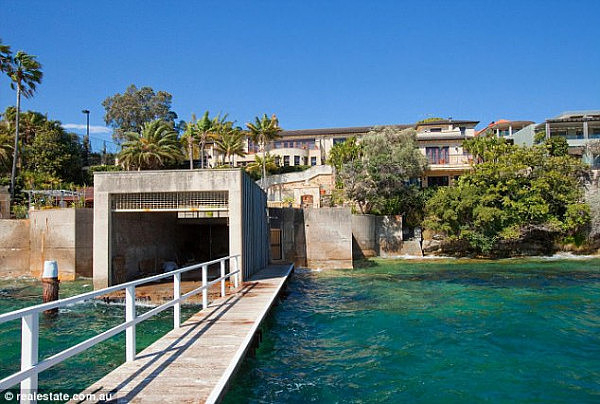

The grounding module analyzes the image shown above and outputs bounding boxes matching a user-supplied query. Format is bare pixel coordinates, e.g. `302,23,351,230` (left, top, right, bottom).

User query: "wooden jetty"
76,264,293,403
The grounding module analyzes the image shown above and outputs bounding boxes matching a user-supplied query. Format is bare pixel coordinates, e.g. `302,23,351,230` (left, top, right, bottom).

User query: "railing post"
233,255,240,289
20,313,39,404
202,265,208,309
234,255,240,288
125,285,136,362
173,272,181,329
220,260,226,297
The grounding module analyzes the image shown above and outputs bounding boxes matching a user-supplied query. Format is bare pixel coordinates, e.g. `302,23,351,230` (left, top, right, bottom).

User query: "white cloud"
62,123,112,134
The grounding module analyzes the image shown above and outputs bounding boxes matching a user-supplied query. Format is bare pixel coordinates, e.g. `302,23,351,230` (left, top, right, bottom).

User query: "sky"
1,0,599,152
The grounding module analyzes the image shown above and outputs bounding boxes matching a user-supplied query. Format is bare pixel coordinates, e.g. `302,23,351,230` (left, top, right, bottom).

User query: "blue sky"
1,0,599,152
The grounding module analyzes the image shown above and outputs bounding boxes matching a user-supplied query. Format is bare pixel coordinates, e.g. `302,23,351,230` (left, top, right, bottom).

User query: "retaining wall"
0,209,93,280
303,207,353,269
0,219,30,277
29,209,93,280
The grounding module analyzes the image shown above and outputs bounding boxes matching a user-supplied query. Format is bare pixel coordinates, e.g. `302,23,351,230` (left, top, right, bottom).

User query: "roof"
553,110,600,119
280,124,412,138
415,119,479,127
476,119,536,135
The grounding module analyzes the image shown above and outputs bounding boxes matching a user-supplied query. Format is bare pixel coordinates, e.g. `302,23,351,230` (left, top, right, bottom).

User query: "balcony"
427,153,473,167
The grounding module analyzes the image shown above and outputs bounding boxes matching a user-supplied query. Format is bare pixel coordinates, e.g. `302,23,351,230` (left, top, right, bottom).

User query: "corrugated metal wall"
241,172,269,280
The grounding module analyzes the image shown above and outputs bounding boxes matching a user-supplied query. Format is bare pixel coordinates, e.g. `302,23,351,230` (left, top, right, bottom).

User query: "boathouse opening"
93,170,269,288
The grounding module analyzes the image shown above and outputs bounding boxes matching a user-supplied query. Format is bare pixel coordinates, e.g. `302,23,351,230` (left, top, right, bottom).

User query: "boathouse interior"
109,191,230,284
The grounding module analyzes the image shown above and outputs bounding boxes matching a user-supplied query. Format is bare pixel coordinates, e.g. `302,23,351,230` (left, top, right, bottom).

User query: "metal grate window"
111,191,228,212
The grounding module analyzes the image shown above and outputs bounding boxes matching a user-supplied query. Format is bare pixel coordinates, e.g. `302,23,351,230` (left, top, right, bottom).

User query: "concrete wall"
303,207,353,269
94,170,268,288
271,207,353,269
0,219,30,277
378,215,404,257
75,209,94,277
29,209,93,280
270,208,307,267
111,212,180,281
351,214,379,258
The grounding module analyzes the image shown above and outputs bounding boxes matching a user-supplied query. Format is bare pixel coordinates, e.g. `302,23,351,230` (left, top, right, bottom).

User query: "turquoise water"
0,278,201,397
224,258,600,403
1,259,599,403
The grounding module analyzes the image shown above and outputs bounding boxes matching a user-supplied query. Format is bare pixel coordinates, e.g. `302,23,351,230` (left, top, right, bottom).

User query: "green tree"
246,152,277,179
328,136,362,171
181,113,199,169
544,136,569,157
0,39,12,79
246,114,282,188
6,51,43,200
424,137,590,254
118,120,184,170
338,127,428,216
0,132,13,172
463,133,512,163
102,85,177,142
24,128,84,185
214,123,246,166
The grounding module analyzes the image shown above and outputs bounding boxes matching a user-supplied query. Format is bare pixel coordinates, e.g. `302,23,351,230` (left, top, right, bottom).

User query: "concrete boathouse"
93,169,269,288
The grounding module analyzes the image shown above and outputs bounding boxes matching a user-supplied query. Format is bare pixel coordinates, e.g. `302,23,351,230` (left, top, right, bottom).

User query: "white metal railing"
0,254,241,403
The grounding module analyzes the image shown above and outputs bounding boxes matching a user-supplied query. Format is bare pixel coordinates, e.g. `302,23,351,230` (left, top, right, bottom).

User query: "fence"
0,255,241,403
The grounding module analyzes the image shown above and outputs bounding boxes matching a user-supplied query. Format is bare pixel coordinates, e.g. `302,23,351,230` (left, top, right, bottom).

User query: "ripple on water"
224,258,600,403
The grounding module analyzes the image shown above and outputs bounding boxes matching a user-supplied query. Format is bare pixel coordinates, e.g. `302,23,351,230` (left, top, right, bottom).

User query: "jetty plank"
75,264,293,404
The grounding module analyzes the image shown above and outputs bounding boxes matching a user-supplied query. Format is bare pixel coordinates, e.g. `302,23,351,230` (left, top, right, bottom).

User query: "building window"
591,128,600,139
425,147,449,164
428,176,449,187
333,138,347,145
294,155,300,166
283,156,290,166
311,156,317,166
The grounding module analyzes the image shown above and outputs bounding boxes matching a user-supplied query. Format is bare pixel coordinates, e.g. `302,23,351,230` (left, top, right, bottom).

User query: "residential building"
415,119,479,187
477,119,536,146
537,110,600,167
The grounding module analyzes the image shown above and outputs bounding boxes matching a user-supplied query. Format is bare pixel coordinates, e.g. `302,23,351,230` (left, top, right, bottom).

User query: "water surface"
224,258,600,403
0,278,200,397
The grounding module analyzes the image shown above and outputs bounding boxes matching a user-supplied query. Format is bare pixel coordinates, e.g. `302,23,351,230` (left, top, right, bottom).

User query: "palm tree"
118,120,184,170
7,51,43,200
246,152,277,179
0,39,12,78
196,111,222,169
246,114,282,189
181,113,198,169
214,123,246,166
0,133,13,172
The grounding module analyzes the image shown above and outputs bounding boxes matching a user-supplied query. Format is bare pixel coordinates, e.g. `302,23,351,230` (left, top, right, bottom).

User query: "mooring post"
220,260,226,297
42,260,59,317
202,265,208,309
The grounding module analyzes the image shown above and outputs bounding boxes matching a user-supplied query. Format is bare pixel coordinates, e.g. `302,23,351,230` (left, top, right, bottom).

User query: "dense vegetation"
0,108,87,190
330,127,429,225
424,135,591,254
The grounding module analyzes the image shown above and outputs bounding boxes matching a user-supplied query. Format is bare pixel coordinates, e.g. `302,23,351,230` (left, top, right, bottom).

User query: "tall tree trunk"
200,136,206,169
261,140,267,190
10,85,21,203
188,135,193,169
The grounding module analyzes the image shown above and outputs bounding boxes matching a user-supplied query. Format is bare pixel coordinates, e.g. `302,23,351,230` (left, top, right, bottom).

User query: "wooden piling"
42,261,59,316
